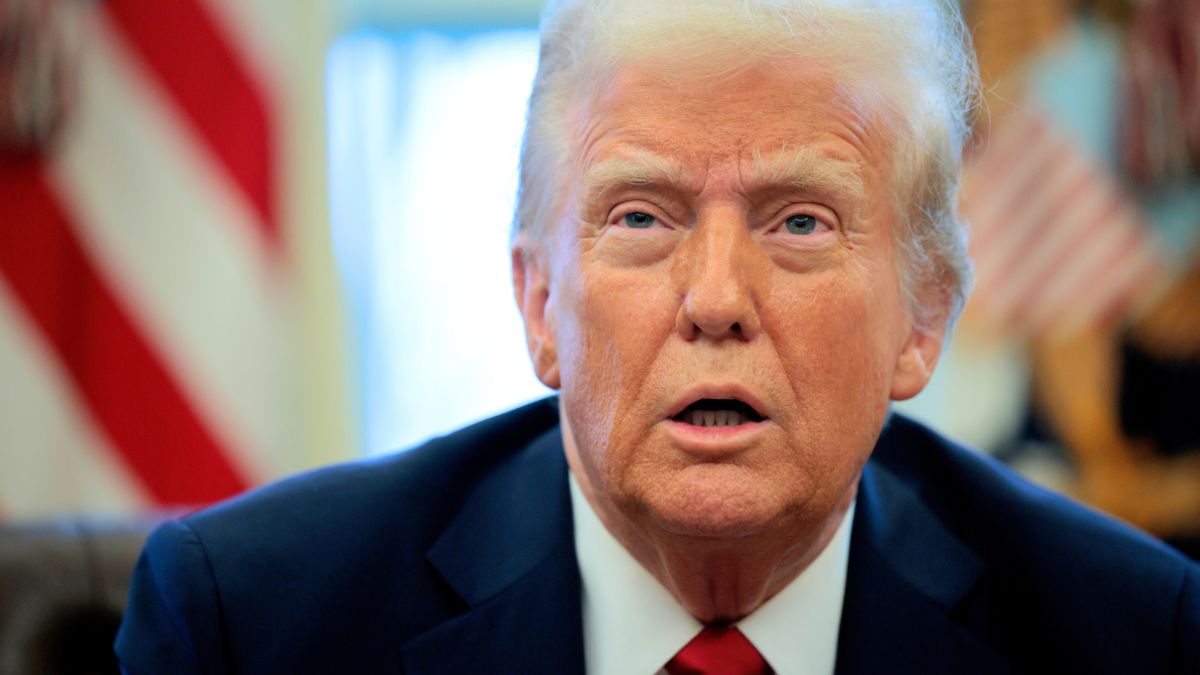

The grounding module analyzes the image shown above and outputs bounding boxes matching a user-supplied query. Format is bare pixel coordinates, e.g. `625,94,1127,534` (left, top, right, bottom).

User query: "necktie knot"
664,625,773,675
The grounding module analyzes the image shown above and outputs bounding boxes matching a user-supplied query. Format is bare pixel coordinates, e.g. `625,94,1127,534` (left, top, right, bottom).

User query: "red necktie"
664,626,773,675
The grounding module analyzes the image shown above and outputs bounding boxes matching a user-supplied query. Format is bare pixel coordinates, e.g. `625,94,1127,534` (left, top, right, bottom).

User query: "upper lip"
665,384,770,421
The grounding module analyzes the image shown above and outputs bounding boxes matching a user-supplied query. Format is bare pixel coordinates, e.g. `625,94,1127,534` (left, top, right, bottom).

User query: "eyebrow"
580,150,693,202
579,145,867,206
746,146,866,201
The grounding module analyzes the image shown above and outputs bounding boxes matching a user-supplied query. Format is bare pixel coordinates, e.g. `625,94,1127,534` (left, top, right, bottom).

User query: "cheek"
554,259,677,459
764,265,901,439
560,256,675,380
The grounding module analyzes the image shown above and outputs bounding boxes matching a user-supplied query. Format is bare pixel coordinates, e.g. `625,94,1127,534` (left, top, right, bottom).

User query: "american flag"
960,105,1169,338
0,0,353,518
1119,0,1200,187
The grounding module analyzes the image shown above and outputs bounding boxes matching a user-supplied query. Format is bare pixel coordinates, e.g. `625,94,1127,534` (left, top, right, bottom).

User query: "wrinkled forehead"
563,60,897,205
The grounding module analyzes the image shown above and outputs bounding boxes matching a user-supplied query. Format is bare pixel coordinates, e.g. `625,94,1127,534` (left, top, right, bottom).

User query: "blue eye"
623,212,656,229
785,214,819,235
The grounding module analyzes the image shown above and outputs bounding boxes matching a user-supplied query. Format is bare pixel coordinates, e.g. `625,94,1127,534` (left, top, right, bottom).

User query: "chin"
639,465,796,540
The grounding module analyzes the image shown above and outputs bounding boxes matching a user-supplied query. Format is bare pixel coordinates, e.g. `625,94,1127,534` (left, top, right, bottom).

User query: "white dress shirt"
569,474,854,675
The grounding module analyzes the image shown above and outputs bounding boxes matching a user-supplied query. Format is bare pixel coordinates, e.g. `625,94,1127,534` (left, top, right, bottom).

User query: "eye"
623,212,656,229
784,214,822,235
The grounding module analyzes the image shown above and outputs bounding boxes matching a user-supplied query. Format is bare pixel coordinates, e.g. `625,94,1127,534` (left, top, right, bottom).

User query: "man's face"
516,62,942,540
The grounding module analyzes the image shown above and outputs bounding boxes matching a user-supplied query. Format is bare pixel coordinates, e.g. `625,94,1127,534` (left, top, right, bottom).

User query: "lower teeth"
689,410,742,427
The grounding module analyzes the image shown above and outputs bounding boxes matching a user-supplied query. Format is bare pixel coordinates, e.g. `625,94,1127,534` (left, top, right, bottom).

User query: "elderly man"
116,0,1199,673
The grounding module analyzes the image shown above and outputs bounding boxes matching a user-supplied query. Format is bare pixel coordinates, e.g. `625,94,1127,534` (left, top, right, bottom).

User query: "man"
116,0,1200,673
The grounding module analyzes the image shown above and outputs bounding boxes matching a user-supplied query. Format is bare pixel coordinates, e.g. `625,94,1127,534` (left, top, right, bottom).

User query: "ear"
512,241,561,389
889,316,946,401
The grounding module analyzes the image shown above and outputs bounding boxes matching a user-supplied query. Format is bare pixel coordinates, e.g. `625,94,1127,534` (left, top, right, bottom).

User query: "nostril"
677,285,757,341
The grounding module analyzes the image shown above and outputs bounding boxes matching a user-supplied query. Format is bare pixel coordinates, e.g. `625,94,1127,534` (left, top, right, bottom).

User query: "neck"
565,442,856,624
644,497,853,623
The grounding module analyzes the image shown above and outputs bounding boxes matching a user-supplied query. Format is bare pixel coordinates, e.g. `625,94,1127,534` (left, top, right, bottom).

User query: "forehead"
568,60,891,194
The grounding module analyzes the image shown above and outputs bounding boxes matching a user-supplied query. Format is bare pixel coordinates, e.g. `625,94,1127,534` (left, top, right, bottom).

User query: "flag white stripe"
971,146,1090,291
49,11,294,483
1053,235,1160,336
961,104,1166,337
967,145,1063,258
965,109,1044,198
1020,204,1145,331
0,285,151,518
203,0,288,93
983,180,1114,324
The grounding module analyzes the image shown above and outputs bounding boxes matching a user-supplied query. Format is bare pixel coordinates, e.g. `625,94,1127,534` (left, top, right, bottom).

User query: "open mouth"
671,398,765,428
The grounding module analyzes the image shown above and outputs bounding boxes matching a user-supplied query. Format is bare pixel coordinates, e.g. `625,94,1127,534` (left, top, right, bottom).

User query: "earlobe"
889,320,945,401
512,243,561,389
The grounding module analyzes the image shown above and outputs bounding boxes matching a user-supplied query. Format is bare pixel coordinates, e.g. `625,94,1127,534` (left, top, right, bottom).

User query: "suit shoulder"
876,413,1195,582
872,414,1200,672
127,398,562,670
184,396,560,543
158,397,560,613
851,414,1199,674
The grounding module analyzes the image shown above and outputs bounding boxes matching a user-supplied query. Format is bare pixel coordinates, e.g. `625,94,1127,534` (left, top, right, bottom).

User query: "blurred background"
1,0,1199,642
1,0,1198,670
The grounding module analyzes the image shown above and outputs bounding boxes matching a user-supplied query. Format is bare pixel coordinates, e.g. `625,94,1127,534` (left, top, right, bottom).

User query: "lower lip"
663,418,768,451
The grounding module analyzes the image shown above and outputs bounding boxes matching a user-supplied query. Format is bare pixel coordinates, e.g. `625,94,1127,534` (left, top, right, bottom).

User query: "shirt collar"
570,473,854,675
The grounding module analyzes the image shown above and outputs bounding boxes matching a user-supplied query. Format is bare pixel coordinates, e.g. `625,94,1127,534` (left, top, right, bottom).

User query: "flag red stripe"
972,164,1098,300
1010,204,1140,332
103,0,277,242
969,112,1046,194
1001,197,1120,331
0,159,252,504
969,131,1063,257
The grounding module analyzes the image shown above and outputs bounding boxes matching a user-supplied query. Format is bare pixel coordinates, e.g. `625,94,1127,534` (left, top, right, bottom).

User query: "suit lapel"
400,427,585,674
835,454,1009,675
400,412,1010,674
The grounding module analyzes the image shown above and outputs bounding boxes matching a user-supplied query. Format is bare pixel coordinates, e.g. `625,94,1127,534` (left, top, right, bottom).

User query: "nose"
675,217,761,342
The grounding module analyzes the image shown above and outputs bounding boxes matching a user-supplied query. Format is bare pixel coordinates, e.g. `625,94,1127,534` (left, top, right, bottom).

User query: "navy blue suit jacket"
115,398,1200,673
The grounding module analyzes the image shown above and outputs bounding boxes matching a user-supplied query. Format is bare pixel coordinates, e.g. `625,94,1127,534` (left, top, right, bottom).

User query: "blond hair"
515,0,979,330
